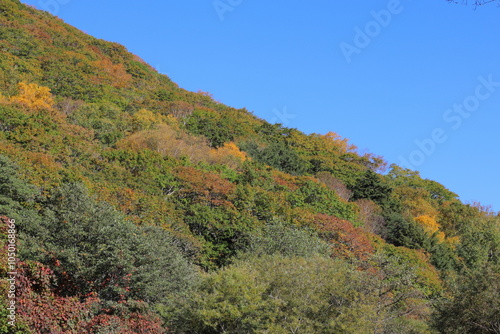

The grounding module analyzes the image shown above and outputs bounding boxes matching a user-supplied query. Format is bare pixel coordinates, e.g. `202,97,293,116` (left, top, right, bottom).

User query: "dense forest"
0,0,499,333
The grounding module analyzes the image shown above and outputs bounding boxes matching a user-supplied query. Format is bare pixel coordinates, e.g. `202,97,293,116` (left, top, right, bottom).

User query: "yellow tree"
415,215,446,243
10,82,54,110
131,108,166,131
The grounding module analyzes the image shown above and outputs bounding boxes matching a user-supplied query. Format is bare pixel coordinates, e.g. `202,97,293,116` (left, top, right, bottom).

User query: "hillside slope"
0,1,499,333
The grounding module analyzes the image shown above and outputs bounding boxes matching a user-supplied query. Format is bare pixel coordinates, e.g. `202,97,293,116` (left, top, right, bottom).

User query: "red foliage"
0,216,165,333
311,213,375,261
15,261,97,333
271,170,299,191
14,262,166,333
175,166,236,207
84,304,166,334
90,57,132,88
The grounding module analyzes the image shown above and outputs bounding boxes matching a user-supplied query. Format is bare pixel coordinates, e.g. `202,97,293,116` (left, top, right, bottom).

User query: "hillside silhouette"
0,1,499,332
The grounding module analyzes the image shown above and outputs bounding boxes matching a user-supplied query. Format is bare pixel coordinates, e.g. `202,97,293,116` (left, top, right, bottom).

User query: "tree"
433,265,500,333
350,169,392,204
372,246,443,333
384,212,427,250
184,108,235,148
240,140,310,176
0,155,37,219
312,213,375,261
12,261,167,334
9,82,54,111
355,199,386,237
316,171,352,201
163,100,194,122
19,183,197,303
129,225,199,305
174,255,382,334
237,220,329,258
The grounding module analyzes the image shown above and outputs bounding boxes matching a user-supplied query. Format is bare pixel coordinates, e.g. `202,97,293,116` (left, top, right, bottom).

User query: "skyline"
20,0,500,212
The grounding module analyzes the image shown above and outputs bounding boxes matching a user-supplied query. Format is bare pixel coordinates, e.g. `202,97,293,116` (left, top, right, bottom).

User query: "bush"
173,255,381,334
240,140,310,176
0,155,37,219
237,220,329,258
433,266,500,333
18,183,197,304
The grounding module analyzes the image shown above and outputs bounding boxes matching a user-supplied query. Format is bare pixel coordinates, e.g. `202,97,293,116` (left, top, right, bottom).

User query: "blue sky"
21,0,500,212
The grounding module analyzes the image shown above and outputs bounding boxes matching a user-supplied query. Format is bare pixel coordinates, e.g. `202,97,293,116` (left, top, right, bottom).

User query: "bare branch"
446,0,499,7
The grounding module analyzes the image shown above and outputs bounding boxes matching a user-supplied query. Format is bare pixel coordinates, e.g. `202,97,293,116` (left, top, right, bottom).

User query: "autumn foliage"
0,1,498,333
14,261,165,333
311,213,375,260
9,82,54,111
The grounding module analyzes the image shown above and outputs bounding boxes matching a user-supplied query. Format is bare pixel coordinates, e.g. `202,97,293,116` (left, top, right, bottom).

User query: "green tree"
128,225,199,305
237,220,329,258
384,212,427,249
287,178,357,221
351,169,392,204
0,155,37,219
433,265,500,333
240,140,310,176
174,255,381,334
373,246,442,333
184,109,235,148
19,183,197,303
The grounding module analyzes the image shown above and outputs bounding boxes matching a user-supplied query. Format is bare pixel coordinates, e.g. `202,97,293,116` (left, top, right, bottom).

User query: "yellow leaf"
9,81,54,110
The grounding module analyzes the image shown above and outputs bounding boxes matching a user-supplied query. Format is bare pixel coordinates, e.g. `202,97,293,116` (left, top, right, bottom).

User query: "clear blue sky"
21,0,500,213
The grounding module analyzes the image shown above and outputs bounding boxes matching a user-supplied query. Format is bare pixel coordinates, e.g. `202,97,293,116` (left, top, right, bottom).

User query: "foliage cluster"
0,1,499,332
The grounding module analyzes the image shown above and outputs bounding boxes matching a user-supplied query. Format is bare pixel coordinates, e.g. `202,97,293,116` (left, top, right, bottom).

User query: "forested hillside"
0,0,499,333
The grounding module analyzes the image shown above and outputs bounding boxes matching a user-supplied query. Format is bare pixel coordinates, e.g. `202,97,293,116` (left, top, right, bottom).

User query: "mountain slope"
0,1,499,333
